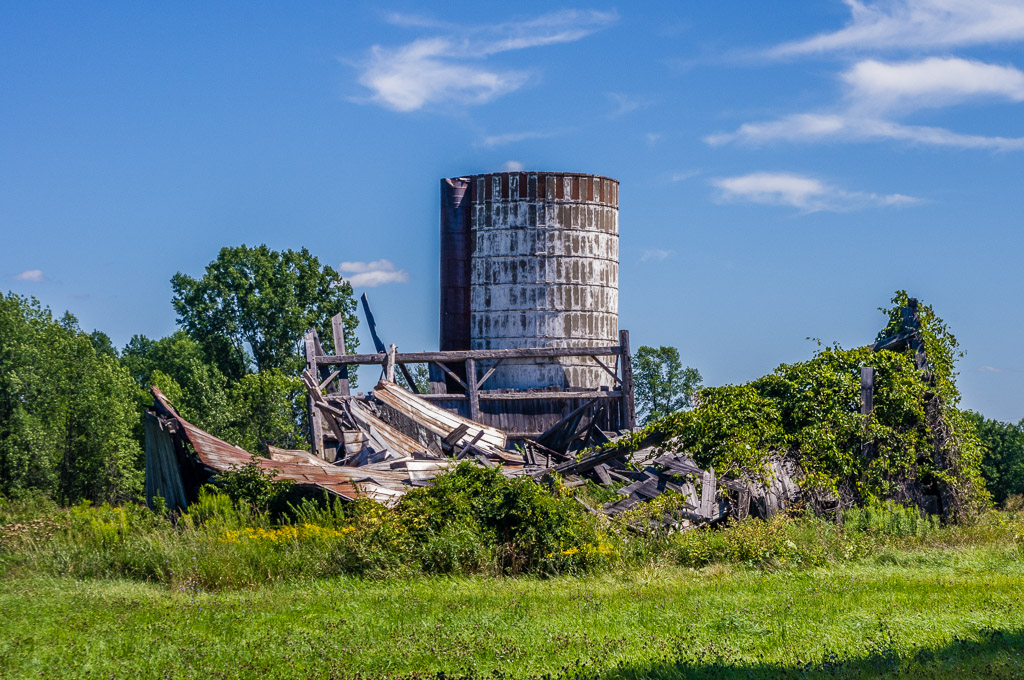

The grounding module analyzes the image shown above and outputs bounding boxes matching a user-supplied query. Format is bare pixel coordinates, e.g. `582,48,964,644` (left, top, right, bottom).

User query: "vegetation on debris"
617,292,991,520
3,464,1022,587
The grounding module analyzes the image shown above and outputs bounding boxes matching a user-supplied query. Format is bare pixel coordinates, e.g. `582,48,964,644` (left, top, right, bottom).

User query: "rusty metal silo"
440,172,619,391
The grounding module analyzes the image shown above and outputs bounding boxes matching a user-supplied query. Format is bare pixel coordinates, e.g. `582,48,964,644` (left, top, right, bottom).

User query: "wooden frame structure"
303,314,636,459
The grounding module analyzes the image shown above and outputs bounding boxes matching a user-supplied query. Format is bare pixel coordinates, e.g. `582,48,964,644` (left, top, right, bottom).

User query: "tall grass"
2,478,1021,590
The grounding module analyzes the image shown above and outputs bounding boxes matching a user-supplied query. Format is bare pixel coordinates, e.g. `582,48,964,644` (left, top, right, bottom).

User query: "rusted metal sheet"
150,388,364,501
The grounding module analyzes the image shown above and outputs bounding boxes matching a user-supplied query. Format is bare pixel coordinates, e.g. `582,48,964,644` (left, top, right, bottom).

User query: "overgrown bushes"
3,467,1021,590
616,292,991,518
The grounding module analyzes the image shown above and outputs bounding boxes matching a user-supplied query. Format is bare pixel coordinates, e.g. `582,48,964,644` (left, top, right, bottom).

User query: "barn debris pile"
146,375,800,531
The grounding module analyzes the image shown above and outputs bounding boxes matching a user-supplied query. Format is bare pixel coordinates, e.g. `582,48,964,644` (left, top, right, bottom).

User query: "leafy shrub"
842,501,941,538
398,463,604,574
215,455,295,513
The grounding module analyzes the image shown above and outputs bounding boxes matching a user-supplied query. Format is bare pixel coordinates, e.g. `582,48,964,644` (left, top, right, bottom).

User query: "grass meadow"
1,485,1023,678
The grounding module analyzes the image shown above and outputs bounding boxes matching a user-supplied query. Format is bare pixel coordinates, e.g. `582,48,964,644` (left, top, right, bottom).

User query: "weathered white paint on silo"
466,172,619,390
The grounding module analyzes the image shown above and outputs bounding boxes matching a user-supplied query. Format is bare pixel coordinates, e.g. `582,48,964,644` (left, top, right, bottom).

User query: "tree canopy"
171,245,359,381
0,294,142,503
632,345,702,425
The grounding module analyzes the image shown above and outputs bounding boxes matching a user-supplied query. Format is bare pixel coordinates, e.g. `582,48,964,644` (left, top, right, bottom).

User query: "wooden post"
330,313,350,396
861,366,876,459
618,329,636,429
304,331,325,459
385,344,397,382
466,357,480,422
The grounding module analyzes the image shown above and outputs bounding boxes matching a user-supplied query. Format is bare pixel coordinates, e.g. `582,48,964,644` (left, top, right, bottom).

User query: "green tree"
0,294,142,503
171,245,359,381
224,369,307,454
633,345,702,424
965,411,1024,504
120,331,231,435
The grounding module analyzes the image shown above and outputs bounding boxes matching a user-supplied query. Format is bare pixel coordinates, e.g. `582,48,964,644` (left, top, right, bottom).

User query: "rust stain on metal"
151,387,364,500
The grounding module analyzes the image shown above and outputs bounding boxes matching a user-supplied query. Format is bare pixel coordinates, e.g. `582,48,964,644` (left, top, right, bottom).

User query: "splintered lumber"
361,293,420,393
301,370,348,447
346,398,426,459
371,380,507,452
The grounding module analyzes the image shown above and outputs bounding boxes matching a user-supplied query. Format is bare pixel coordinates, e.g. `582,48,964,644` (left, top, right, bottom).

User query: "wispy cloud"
669,170,700,183
711,171,919,212
707,57,1024,151
977,365,1024,373
640,249,674,262
13,269,44,282
353,10,617,112
645,132,662,146
706,112,1024,150
479,129,564,148
770,0,1024,56
502,160,524,172
338,259,409,287
605,92,651,118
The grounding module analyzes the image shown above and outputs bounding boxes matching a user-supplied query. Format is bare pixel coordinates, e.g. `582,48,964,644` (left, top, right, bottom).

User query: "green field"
3,545,1023,679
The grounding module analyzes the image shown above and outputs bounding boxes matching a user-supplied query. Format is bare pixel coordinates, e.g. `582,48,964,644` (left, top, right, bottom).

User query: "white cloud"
706,112,1024,150
669,170,700,182
640,249,674,262
843,57,1024,112
978,365,1005,373
645,132,662,145
338,259,409,287
357,39,528,112
354,11,616,112
711,171,919,212
771,0,1024,56
479,129,563,148
706,56,1024,151
13,269,44,282
605,92,650,118
502,160,524,172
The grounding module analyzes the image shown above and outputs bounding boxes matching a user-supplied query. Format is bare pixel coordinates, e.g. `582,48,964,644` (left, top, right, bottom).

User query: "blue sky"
2,1,1022,421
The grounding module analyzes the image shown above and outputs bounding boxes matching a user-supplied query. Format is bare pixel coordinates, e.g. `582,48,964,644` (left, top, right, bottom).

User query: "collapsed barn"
144,172,974,529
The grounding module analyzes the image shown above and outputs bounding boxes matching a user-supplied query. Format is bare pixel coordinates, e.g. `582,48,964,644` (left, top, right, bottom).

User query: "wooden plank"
699,468,716,518
861,366,876,459
302,370,348,453
371,380,507,450
361,293,419,393
304,332,325,459
475,358,504,390
466,357,480,422
443,423,470,447
589,355,621,384
619,329,636,429
432,361,468,392
456,430,484,459
481,391,622,401
331,312,350,395
594,464,612,485
385,344,397,382
315,345,624,366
